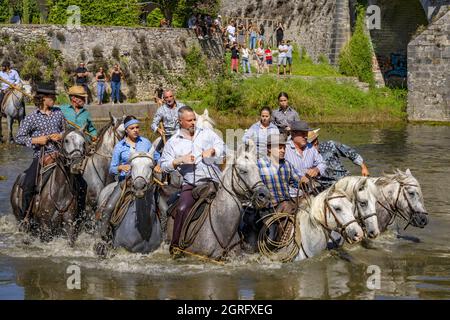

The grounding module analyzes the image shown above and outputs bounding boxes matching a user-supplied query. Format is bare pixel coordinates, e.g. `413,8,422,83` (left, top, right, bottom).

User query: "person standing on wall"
286,40,294,75
95,67,106,105
110,64,124,105
275,22,284,47
74,62,91,104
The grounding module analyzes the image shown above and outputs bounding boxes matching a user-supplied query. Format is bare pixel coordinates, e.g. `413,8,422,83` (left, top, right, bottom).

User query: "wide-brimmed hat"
289,120,314,132
267,134,287,146
307,128,320,143
35,82,57,95
68,86,88,98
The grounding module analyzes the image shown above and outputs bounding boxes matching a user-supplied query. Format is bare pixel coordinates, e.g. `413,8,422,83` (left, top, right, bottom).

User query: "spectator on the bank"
249,23,258,52
226,20,236,43
286,40,294,75
275,22,284,47
231,42,239,73
241,44,251,74
95,67,107,105
214,15,222,33
264,45,273,73
154,83,164,107
277,40,288,76
160,18,169,28
271,92,301,134
205,15,213,37
259,23,265,46
237,23,246,46
188,14,197,29
110,64,124,105
255,44,265,74
74,62,91,102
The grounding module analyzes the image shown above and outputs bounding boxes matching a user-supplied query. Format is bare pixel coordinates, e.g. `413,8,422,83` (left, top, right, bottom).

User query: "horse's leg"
7,116,14,143
64,207,78,247
0,114,3,143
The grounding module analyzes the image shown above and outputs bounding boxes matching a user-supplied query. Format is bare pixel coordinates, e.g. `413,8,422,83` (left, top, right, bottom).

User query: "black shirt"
75,67,88,84
231,47,239,59
111,71,121,83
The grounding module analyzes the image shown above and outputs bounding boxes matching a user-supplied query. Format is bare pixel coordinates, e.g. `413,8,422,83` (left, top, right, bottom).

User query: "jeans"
97,82,105,103
250,36,257,50
111,81,121,103
241,58,251,73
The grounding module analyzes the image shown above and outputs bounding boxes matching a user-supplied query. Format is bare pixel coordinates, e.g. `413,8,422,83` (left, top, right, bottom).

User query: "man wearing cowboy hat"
60,85,97,141
284,120,326,196
308,128,370,189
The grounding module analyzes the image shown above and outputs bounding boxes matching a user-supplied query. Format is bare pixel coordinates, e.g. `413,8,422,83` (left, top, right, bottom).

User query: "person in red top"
264,46,273,74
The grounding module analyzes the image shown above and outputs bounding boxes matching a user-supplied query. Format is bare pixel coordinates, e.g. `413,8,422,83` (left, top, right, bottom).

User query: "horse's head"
128,152,154,199
62,127,87,174
385,169,428,228
227,140,271,209
196,109,216,130
312,187,364,244
354,178,380,239
21,81,32,96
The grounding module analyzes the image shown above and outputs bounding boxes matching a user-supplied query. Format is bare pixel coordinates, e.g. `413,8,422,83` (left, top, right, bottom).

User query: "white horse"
0,81,32,143
95,151,161,255
195,108,216,130
333,176,380,239
369,169,428,233
293,186,364,261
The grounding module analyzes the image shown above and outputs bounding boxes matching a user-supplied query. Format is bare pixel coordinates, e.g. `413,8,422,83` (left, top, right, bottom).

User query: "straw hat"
307,128,320,143
68,85,88,98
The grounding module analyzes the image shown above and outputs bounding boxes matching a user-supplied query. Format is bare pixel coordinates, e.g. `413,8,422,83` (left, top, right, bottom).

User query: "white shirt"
160,127,225,186
241,48,250,59
0,69,21,91
278,45,288,58
226,25,236,36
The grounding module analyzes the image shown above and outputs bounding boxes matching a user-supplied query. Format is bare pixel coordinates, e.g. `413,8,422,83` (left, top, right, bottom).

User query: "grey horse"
369,169,428,233
81,114,125,224
334,176,380,239
0,82,31,143
10,127,87,245
94,152,161,256
160,140,272,261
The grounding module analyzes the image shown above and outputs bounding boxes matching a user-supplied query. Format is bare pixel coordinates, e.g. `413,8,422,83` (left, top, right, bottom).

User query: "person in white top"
277,40,289,76
0,61,22,107
240,44,251,74
226,21,236,43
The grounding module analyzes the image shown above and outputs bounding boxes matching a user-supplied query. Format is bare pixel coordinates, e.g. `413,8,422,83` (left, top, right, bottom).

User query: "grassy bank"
179,75,407,129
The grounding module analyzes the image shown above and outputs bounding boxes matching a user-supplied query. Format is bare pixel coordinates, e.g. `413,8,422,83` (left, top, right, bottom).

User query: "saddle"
167,181,219,222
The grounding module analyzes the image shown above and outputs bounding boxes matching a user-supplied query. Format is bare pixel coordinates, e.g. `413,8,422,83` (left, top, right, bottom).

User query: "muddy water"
0,123,449,300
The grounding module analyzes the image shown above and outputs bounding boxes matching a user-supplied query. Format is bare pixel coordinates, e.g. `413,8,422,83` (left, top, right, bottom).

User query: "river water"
0,123,449,300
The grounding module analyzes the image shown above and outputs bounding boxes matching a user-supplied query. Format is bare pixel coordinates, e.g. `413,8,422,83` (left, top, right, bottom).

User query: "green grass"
180,75,407,128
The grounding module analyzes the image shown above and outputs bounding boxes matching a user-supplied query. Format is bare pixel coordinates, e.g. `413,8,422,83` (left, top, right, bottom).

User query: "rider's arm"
312,148,327,176
109,144,122,175
86,114,98,137
333,140,364,166
12,70,21,85
15,117,34,147
150,107,164,132
242,124,256,143
160,141,176,172
208,129,225,164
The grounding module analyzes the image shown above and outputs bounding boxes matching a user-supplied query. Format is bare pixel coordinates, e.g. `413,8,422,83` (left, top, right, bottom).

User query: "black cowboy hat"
35,82,57,95
289,120,315,132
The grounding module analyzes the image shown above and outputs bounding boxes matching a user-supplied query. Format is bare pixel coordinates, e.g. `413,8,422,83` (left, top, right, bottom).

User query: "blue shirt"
0,69,21,91
59,104,97,137
242,121,279,158
110,136,153,179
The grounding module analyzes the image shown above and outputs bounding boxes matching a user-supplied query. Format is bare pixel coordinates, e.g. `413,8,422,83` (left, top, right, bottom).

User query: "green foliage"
48,0,141,26
178,46,210,97
300,47,313,64
146,8,164,27
339,5,375,86
0,0,41,23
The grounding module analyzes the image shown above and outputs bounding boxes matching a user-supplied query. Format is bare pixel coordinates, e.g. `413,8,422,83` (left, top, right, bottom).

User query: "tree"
153,0,220,26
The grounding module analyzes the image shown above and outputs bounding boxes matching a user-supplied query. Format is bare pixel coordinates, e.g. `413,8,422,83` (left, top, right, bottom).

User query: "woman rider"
15,82,65,220
97,115,154,240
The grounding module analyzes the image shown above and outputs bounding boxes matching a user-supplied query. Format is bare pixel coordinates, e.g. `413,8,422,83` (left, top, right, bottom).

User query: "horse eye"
240,169,248,174
65,139,69,143
408,191,415,197
360,201,367,208
334,207,341,212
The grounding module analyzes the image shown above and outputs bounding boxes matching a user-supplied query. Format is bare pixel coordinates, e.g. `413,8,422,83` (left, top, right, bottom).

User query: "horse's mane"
96,120,113,139
334,176,366,201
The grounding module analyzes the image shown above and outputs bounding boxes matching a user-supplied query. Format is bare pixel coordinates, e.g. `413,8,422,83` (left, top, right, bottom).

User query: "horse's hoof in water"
169,246,184,259
361,238,378,250
18,220,31,233
93,241,110,258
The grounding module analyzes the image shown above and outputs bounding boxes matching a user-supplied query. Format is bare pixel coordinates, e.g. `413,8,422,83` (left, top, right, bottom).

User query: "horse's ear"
109,112,114,124
405,168,412,176
203,108,209,117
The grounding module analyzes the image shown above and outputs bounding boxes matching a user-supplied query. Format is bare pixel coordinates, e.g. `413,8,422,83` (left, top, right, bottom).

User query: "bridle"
58,131,86,167
378,180,428,230
353,181,377,228
319,189,359,243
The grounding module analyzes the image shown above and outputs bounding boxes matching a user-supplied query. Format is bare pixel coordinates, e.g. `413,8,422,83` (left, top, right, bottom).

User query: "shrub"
339,5,375,86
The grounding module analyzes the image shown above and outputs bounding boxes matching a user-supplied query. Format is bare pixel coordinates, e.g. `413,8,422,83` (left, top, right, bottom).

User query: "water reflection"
1,124,450,299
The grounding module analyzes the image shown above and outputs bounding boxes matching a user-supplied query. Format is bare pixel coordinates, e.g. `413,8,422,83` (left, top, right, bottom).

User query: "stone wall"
220,0,348,64
407,8,450,121
0,25,224,101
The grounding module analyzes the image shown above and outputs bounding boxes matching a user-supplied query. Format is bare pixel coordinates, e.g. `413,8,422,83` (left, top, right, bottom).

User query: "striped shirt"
257,156,303,206
150,101,186,137
285,140,327,197
271,106,300,132
242,121,279,158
